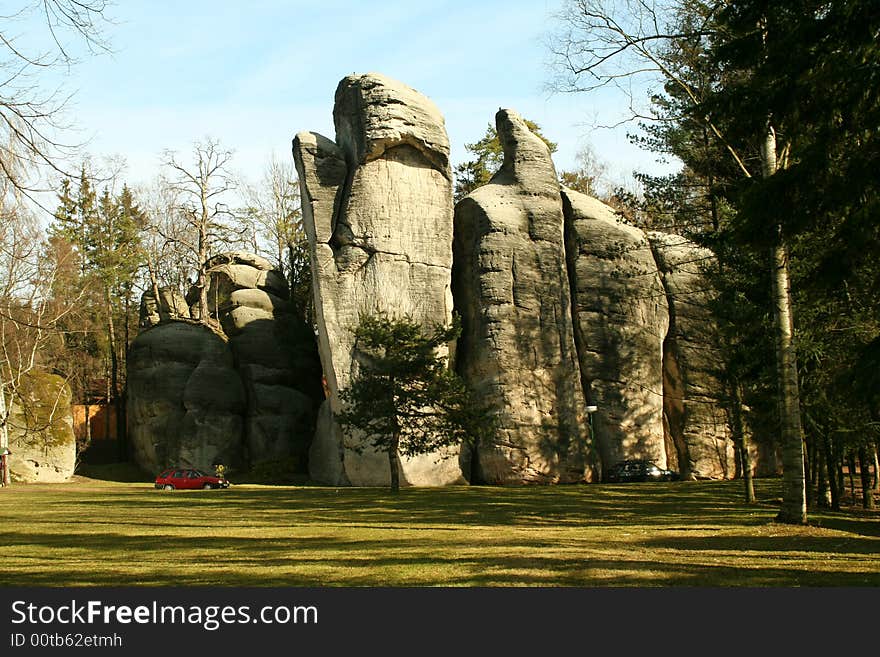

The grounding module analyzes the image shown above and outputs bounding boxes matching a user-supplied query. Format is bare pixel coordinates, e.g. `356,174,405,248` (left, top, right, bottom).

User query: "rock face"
452,109,733,483
127,321,246,474
7,371,76,483
648,232,732,479
203,252,321,468
562,189,669,472
293,72,463,487
452,109,591,484
127,252,322,475
139,286,190,328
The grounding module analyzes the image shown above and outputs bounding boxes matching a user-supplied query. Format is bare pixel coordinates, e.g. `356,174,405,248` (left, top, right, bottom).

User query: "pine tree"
336,313,495,493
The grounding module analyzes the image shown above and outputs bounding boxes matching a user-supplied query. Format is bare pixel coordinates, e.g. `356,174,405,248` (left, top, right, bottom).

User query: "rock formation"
127,252,321,475
453,109,734,483
562,188,670,473
139,286,189,328
7,370,76,483
648,231,733,479
452,109,591,484
203,252,321,468
127,321,246,474
293,73,463,487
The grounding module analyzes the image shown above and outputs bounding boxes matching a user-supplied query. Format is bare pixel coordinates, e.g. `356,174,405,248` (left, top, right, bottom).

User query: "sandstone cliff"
293,73,463,487
452,110,592,484
648,231,733,479
562,188,669,473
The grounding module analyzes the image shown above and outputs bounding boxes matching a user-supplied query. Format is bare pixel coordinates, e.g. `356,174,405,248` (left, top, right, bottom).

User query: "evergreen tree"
336,313,494,493
48,168,146,456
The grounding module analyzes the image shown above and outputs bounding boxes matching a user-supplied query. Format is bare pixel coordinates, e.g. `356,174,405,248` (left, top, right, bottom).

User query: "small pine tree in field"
336,313,494,493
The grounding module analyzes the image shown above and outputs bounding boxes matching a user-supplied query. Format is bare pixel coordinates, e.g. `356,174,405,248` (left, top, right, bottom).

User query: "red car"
155,468,230,490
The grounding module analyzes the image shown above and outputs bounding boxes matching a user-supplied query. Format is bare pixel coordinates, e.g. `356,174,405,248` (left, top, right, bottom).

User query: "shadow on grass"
644,533,880,555
2,527,878,587
4,479,877,587
75,462,153,483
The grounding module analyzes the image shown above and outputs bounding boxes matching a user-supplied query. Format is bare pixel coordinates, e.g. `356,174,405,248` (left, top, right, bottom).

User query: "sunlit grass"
1,475,877,587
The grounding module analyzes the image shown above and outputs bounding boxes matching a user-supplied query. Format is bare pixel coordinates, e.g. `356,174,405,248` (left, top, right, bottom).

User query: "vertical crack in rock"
293,72,462,487
648,237,691,479
648,231,733,479
453,109,591,484
561,190,601,478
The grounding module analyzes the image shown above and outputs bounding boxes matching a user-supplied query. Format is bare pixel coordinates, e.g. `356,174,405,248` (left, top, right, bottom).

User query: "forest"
0,1,877,525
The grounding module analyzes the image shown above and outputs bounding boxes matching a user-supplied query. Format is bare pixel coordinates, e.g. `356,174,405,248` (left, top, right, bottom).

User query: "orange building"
72,404,118,442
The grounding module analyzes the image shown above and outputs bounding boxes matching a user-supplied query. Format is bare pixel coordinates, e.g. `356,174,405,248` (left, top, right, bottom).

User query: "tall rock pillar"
648,231,733,479
293,73,462,486
452,110,592,484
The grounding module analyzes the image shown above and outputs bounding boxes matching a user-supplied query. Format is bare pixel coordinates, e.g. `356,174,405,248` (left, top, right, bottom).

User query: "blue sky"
24,0,677,189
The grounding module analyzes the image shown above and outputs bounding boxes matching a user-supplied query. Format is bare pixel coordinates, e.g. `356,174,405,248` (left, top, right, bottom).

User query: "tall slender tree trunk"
858,446,875,509
197,222,209,325
847,452,856,502
872,443,879,492
104,286,123,460
197,188,210,325
729,379,755,503
763,123,807,525
388,431,400,494
805,436,817,508
816,447,831,508
118,292,130,457
0,383,10,486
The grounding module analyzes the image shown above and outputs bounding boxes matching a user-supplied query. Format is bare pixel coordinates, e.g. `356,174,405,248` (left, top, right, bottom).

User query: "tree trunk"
823,435,840,511
763,124,807,525
805,436,816,508
729,379,755,503
847,451,856,503
872,443,879,492
197,221,209,325
118,292,130,456
104,286,123,461
858,446,875,509
816,447,830,508
0,383,10,486
388,431,400,494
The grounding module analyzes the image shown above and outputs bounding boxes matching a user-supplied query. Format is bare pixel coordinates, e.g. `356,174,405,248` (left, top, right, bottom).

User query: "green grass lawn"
1,472,878,587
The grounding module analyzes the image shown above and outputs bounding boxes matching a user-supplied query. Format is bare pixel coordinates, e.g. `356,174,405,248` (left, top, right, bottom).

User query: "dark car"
605,459,679,483
155,468,230,490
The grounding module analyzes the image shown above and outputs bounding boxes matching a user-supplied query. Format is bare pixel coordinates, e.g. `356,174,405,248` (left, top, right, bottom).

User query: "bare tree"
242,156,301,270
137,178,195,307
241,155,312,317
0,1,111,202
0,202,81,484
158,138,245,325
